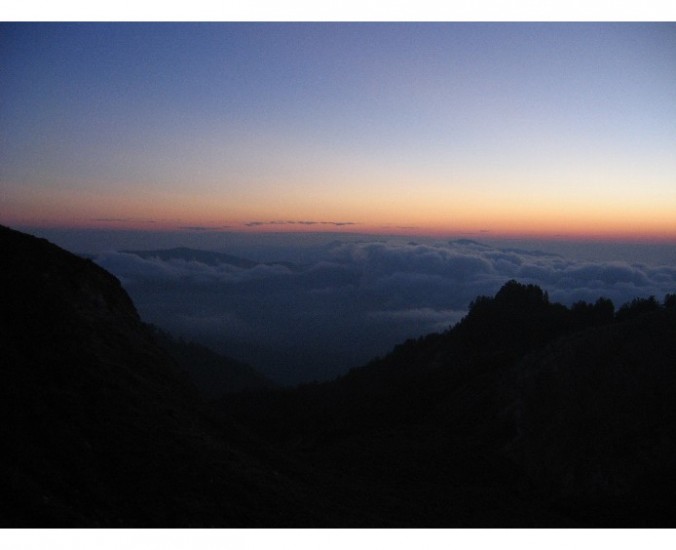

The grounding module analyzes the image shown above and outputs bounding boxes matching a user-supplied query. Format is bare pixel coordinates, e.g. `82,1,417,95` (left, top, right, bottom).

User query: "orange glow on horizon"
5,215,676,243
3,178,676,243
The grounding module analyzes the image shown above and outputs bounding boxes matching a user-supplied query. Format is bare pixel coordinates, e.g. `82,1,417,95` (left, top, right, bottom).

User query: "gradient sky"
1,23,675,239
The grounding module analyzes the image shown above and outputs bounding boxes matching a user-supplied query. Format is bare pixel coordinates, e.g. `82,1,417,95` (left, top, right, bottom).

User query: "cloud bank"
94,239,676,385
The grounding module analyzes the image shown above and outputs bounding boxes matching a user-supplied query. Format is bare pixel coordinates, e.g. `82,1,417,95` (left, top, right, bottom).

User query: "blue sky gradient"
2,23,675,238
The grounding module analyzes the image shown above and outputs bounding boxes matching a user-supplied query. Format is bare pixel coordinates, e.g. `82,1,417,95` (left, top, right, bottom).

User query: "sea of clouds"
92,238,676,385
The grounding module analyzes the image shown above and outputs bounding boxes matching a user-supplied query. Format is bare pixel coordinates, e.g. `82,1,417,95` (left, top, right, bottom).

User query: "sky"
2,22,676,240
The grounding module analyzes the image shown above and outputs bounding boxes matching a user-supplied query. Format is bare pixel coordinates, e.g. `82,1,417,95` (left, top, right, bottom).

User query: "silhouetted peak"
0,224,140,328
1,226,327,527
494,280,549,307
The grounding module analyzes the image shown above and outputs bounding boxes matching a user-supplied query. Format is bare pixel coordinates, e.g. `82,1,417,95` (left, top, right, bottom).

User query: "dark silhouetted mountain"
150,326,275,399
3,224,676,527
514,306,676,525
221,281,676,527
0,225,363,527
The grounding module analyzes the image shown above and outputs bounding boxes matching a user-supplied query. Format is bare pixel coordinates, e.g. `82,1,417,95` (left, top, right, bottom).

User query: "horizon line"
8,222,676,244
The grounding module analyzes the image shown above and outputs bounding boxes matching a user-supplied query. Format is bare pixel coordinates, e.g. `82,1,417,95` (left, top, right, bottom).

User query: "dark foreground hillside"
221,282,676,526
0,225,353,526
151,327,275,399
2,225,675,526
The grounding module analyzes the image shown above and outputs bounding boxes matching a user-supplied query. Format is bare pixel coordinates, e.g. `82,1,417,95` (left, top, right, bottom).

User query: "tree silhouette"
616,295,660,321
664,293,676,309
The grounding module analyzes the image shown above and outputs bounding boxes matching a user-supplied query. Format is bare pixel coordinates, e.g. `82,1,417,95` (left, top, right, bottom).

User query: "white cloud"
94,239,676,385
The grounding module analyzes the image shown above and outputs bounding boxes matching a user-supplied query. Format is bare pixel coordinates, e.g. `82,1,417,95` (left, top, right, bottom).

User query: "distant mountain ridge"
122,247,300,271
122,247,259,268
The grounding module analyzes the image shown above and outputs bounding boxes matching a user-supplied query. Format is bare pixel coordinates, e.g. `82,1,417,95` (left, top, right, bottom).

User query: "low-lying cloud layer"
95,239,676,385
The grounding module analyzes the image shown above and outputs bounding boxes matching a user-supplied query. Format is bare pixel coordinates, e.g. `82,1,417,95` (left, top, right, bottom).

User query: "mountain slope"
0,225,352,526
221,281,676,526
151,326,275,398
3,225,675,526
514,307,676,525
